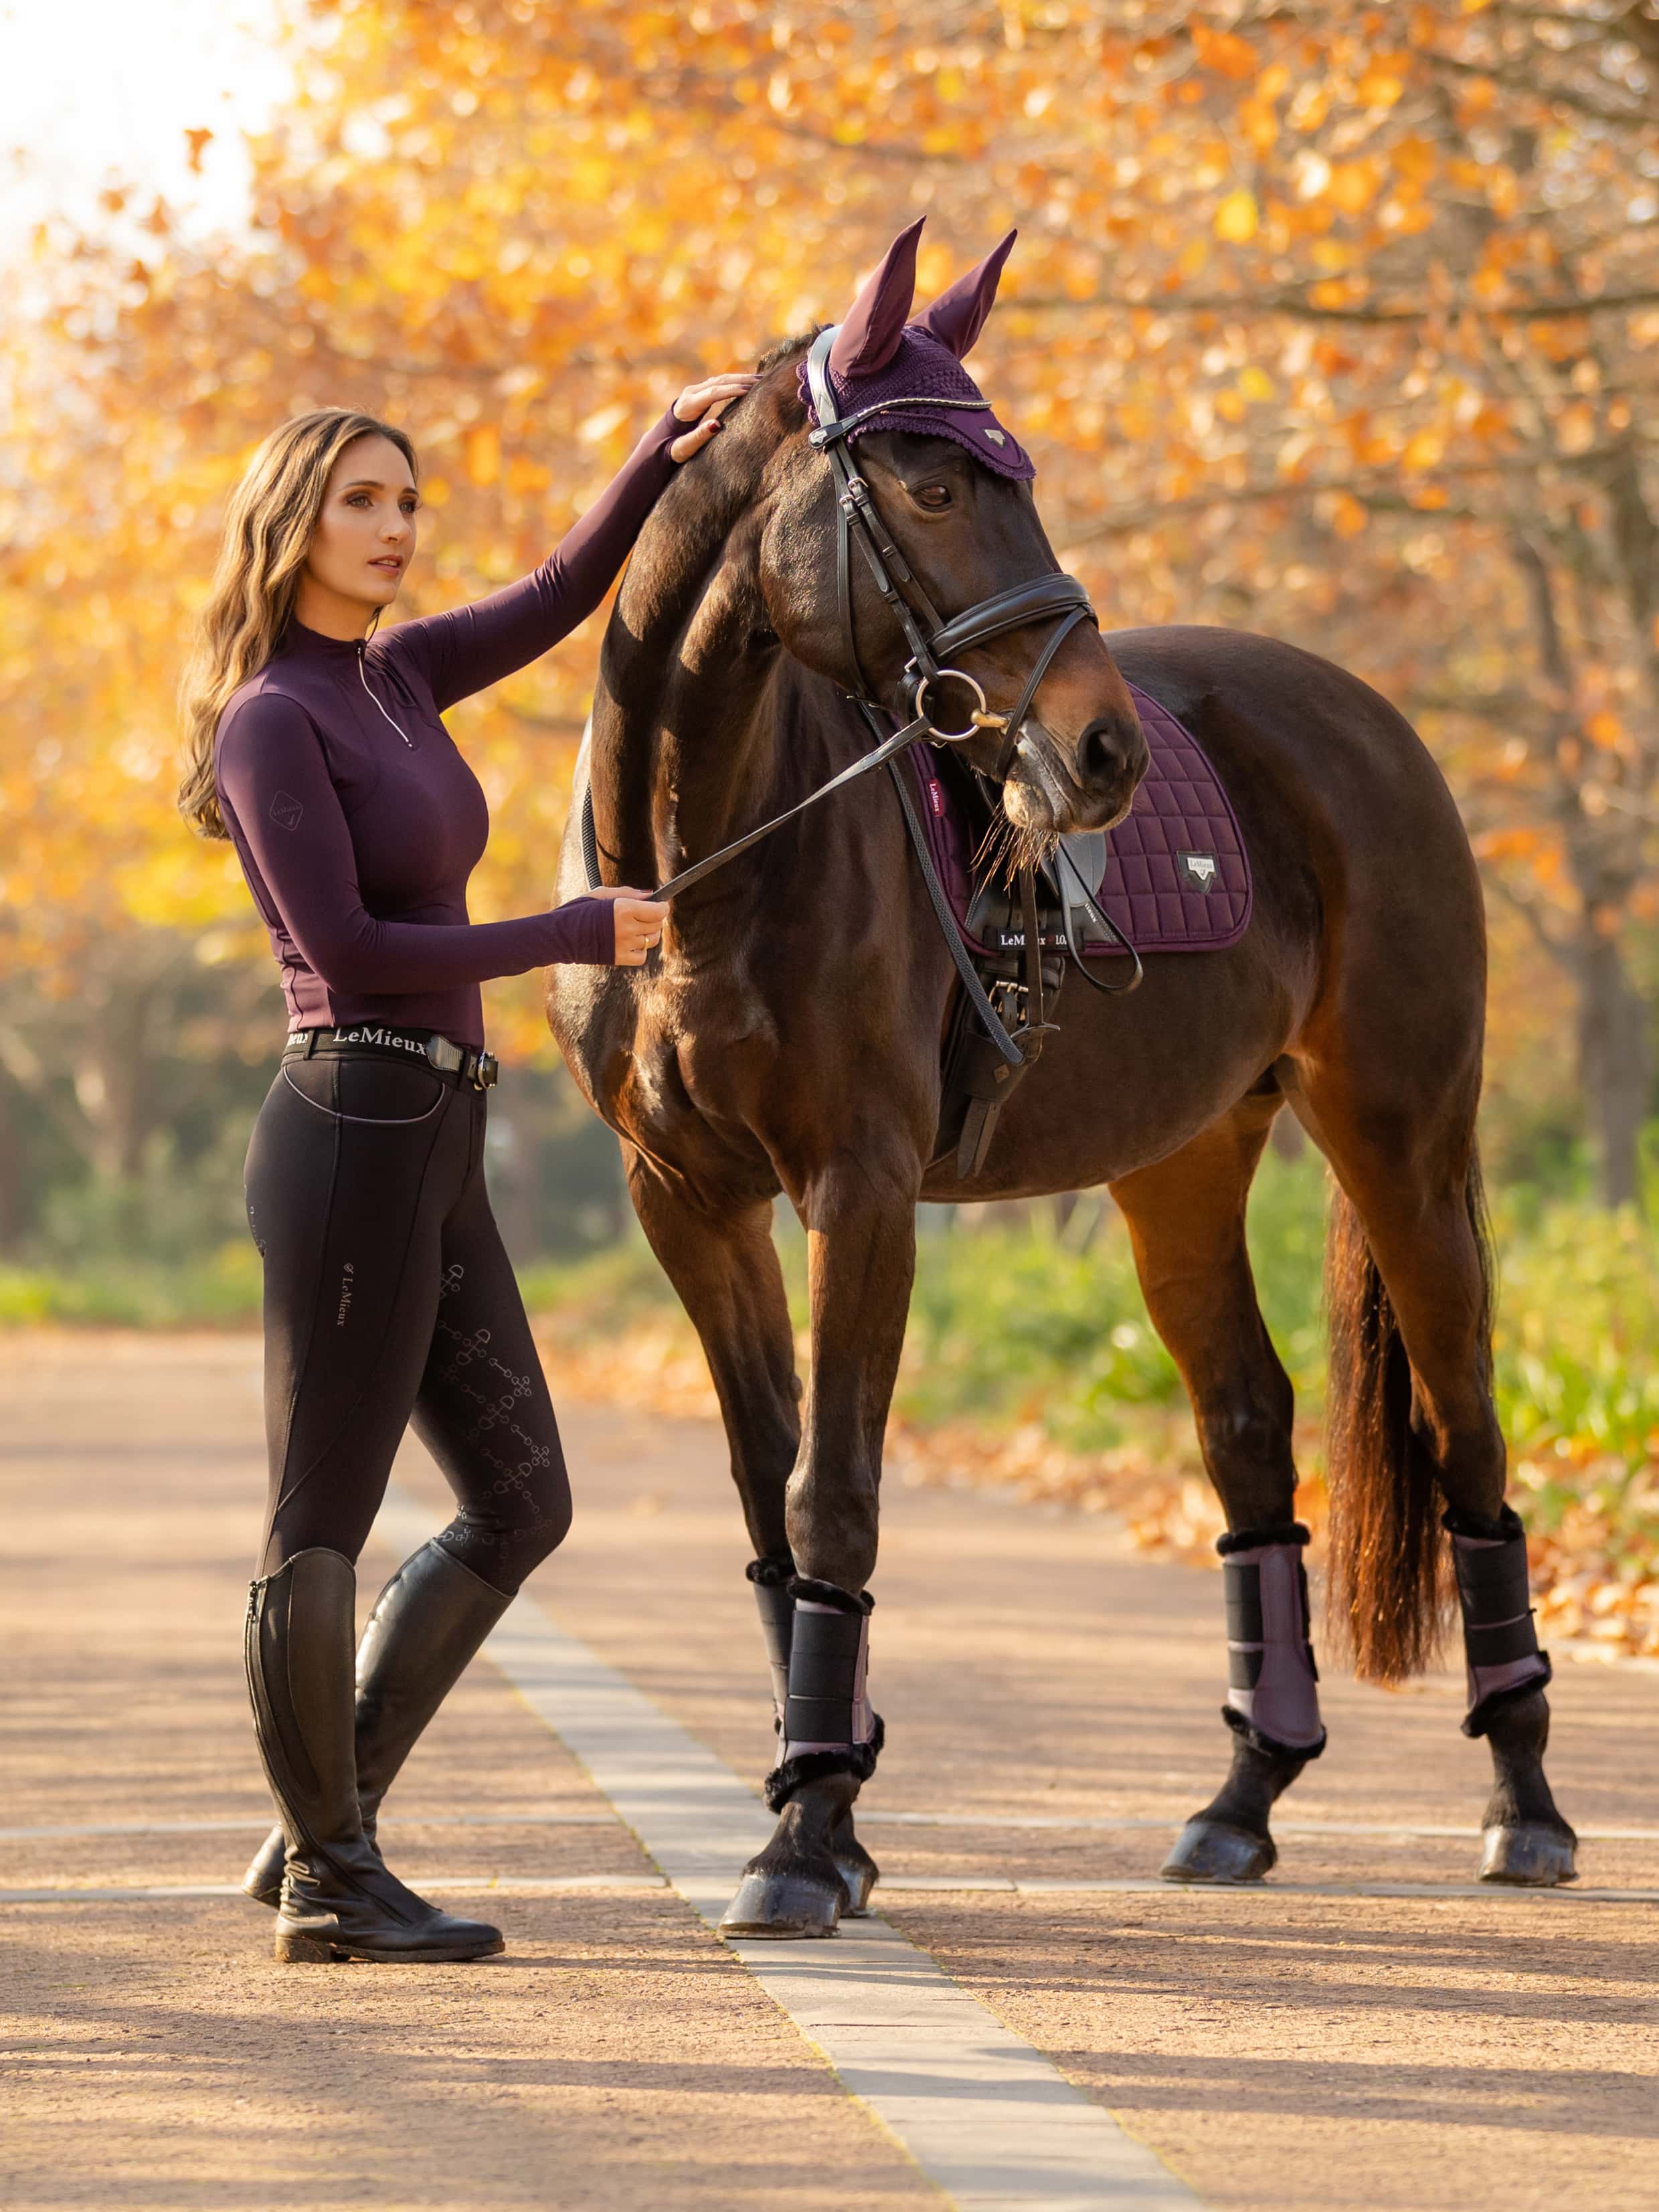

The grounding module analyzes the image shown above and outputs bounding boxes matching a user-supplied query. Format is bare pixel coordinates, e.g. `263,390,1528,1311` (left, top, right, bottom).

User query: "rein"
594,323,1141,1088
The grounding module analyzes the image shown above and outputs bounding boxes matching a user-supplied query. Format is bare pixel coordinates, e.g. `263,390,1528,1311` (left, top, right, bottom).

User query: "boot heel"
274,1930,343,1964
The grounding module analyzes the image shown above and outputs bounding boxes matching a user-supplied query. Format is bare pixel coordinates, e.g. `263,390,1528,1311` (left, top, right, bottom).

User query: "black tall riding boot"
246,1547,504,1962
242,1540,511,1909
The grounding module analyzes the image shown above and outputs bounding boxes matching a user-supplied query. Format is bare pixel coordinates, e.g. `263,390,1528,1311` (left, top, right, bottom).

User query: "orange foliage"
2,0,1656,1113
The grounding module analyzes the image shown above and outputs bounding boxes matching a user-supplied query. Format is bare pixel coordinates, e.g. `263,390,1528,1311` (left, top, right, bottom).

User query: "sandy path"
3,1331,1656,2210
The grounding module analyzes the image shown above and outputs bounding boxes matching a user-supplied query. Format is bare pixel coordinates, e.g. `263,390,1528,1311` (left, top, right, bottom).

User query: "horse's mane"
610,330,820,655
753,327,824,377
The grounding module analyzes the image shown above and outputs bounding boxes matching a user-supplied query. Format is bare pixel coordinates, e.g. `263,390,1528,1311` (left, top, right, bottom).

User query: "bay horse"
546,224,1575,1937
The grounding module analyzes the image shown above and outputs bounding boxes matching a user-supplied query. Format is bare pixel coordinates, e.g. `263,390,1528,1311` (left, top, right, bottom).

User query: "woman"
178,369,754,1963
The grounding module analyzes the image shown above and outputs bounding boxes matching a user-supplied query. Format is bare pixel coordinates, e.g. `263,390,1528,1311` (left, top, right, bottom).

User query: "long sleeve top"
214,404,681,1047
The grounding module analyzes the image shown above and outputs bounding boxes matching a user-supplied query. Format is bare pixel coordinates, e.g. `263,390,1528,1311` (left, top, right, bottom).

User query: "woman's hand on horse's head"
586,886,670,966
669,372,760,463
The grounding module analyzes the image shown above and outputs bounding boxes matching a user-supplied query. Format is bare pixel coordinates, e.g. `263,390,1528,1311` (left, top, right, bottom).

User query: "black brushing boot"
246,1547,504,1962
1163,1523,1326,1884
1448,1505,1577,1885
242,1539,510,1909
721,1577,881,1938
746,1559,879,1914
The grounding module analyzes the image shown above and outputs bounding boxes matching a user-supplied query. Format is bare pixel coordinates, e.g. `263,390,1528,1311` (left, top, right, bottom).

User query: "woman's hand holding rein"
584,885,669,967
668,373,760,463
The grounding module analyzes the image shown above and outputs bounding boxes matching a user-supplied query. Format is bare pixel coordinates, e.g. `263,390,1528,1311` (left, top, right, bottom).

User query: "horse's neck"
590,492,789,902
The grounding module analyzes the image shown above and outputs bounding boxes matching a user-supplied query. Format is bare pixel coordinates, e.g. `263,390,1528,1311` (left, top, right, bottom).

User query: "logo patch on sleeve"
269,790,304,832
1179,851,1218,889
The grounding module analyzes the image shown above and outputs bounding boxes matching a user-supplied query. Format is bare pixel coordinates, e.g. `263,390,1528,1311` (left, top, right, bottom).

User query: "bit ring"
914,668,988,744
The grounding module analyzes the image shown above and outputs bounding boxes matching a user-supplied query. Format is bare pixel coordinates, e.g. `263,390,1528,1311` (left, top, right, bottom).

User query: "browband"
810,394,994,444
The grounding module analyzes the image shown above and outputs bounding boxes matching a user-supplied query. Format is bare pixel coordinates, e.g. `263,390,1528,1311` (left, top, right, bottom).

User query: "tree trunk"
1576,928,1650,1209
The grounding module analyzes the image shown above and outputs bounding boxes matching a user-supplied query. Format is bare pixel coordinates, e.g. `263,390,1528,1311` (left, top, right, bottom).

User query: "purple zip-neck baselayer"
215,405,682,1047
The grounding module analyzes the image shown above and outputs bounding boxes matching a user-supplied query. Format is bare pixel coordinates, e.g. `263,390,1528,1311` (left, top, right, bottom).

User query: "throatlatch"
764,1577,883,1812
1216,1522,1326,1758
1447,1504,1551,1738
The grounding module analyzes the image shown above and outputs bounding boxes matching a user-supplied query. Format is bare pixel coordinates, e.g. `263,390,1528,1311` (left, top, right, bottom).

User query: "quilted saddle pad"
907,681,1252,956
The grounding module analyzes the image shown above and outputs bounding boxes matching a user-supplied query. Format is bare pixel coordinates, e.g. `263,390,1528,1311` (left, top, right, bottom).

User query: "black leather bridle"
590,324,1140,1075
802,327,1098,779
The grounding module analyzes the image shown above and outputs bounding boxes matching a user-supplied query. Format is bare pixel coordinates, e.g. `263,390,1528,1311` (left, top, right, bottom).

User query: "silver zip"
356,641,414,747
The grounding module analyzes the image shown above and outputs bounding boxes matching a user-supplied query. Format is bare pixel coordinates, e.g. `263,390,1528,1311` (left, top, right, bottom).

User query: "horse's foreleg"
719,1142,918,1938
627,1154,798,1566
1110,1098,1324,1884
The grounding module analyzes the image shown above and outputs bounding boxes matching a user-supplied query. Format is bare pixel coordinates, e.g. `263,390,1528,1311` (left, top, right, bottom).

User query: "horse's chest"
619,980,780,1153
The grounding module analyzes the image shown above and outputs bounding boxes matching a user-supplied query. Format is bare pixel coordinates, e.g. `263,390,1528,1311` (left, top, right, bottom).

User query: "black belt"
283,1024,499,1090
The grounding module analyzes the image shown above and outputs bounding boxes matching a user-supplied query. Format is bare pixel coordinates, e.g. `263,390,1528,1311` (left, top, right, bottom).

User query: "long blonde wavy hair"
177,407,418,838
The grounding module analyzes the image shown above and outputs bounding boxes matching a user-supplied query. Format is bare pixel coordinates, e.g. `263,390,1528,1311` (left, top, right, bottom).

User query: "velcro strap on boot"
746,1557,795,1727
1451,1520,1532,1619
1223,1563,1265,1690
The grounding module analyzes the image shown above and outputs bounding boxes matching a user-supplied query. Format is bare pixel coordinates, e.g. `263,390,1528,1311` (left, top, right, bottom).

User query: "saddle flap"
962,828,1109,952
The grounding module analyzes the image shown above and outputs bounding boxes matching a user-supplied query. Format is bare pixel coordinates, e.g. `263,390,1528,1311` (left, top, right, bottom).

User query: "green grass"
0,1242,264,1328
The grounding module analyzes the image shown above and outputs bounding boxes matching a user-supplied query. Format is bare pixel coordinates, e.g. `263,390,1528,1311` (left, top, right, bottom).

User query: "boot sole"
275,1930,506,1964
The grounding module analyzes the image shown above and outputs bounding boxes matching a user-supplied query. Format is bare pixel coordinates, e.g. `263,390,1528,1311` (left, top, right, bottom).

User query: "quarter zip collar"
280,617,369,661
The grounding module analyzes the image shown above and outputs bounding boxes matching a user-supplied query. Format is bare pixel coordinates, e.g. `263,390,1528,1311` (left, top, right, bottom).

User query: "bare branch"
1482,869,1579,970
1013,287,1659,327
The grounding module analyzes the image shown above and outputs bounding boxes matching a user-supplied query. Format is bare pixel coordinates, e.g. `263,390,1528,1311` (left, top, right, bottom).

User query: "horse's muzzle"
1004,710,1148,837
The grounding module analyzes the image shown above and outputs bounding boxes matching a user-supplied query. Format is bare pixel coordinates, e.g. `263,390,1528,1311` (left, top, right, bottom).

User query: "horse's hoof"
1160,1818,1275,1884
719,1870,845,1939
834,1849,877,1917
1479,1822,1578,1886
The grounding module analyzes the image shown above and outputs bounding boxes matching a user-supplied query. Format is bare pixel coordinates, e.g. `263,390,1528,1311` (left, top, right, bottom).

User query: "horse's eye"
915,484,952,511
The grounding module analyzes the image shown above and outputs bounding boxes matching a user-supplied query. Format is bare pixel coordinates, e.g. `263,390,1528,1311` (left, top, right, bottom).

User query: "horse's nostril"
1076,715,1134,788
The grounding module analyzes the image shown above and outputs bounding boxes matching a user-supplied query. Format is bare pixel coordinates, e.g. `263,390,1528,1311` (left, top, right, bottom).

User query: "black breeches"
244,1050,571,1595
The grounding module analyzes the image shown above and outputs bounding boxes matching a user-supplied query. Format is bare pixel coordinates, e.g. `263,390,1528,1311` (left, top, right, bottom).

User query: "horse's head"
754,220,1148,841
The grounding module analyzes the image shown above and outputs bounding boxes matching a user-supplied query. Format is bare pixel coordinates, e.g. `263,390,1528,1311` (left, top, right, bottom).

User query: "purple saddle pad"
907,681,1251,956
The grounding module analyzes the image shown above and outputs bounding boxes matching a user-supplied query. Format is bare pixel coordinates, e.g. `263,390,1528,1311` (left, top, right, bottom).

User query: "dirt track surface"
3,1332,1657,2211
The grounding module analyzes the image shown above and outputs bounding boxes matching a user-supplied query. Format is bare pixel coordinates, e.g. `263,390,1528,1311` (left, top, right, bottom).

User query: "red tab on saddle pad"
907,681,1252,958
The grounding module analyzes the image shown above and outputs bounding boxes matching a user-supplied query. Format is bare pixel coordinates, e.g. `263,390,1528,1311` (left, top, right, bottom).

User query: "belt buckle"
473,1051,499,1090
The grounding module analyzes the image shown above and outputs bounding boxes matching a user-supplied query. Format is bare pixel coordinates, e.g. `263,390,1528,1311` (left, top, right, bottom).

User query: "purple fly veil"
807,222,1035,481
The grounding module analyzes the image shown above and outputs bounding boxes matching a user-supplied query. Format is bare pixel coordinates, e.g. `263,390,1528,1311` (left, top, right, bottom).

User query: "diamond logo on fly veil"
982,425,1007,446
270,790,304,832
1181,851,1217,889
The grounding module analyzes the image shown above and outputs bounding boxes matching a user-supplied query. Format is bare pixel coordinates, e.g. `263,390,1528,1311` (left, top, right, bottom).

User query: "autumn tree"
3,0,1655,1225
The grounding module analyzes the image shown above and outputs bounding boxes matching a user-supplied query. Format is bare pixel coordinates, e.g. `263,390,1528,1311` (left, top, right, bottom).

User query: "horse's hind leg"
1109,1092,1326,1885
1292,1064,1577,1886
625,1155,878,1914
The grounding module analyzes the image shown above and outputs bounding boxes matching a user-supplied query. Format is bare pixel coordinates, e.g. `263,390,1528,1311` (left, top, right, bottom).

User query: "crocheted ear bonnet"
798,220,1036,481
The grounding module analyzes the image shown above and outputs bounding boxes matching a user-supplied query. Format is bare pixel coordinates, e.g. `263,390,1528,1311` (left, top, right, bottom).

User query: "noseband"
802,327,1095,775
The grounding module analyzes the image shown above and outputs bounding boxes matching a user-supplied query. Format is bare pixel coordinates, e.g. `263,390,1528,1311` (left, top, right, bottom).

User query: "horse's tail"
1322,1158,1489,1681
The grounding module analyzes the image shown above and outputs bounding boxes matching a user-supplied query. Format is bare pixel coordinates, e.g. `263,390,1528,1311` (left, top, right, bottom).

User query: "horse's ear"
908,230,1017,361
828,219,924,381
